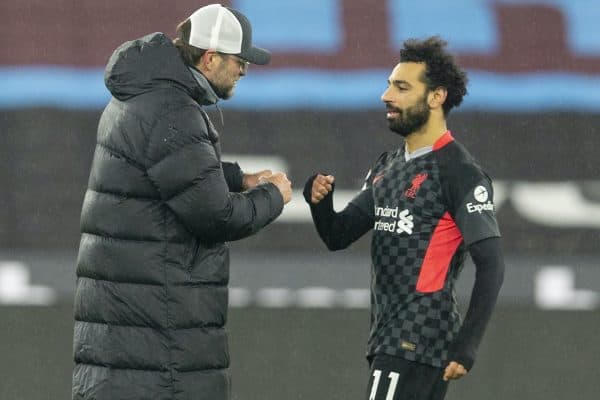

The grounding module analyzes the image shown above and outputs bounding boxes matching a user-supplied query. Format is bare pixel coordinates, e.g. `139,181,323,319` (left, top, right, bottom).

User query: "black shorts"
365,354,449,400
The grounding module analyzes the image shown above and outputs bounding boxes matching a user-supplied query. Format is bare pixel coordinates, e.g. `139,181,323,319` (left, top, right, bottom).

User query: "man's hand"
310,174,335,204
443,361,468,381
242,169,272,190
259,172,292,204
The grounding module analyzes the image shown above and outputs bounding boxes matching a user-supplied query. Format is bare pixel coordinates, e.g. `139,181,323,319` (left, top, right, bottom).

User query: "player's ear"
197,50,219,73
428,87,447,110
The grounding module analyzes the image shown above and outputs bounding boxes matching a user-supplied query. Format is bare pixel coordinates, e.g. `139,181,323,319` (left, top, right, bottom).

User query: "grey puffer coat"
72,33,283,400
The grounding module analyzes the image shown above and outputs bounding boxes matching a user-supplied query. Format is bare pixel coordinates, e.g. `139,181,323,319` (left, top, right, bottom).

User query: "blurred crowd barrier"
1,109,598,255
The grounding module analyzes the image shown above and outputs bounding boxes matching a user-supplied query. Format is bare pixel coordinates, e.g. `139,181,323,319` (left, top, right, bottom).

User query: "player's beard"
209,64,236,100
210,79,234,100
387,94,430,137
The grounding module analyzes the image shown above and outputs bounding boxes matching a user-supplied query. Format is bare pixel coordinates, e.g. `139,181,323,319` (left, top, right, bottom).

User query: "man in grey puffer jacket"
72,4,291,400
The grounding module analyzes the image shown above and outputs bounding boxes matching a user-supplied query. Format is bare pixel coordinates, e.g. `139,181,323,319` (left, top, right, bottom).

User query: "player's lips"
386,108,400,119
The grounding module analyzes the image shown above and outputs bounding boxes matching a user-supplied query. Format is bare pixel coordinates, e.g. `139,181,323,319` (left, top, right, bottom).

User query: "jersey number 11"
368,370,400,400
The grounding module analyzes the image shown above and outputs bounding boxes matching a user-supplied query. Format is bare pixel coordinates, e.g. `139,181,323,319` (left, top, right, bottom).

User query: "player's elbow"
323,238,351,251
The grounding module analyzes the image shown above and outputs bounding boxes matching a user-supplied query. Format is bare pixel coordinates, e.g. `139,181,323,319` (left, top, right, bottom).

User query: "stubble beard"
387,97,430,138
210,65,236,100
212,81,234,100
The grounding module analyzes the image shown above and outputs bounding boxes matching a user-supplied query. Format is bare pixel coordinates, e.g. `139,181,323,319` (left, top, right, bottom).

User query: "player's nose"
381,87,392,103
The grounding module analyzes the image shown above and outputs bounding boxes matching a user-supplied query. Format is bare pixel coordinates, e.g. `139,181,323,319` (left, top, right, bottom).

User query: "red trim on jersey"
432,131,454,151
416,212,463,293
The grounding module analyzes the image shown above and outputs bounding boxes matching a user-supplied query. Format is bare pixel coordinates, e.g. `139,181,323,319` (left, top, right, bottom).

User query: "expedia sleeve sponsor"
453,179,501,245
466,185,495,214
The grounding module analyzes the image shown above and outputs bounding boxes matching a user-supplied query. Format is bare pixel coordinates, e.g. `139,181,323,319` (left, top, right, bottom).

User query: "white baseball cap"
188,4,271,65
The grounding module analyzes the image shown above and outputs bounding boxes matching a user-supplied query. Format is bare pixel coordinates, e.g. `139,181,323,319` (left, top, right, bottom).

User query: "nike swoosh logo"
373,174,384,184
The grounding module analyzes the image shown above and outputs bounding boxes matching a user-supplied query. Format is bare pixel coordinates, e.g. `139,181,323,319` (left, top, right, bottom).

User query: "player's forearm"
449,237,505,370
310,200,372,251
303,176,371,250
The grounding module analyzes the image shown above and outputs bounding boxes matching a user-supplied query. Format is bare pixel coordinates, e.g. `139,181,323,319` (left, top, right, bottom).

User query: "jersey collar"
432,131,454,151
404,131,454,161
404,145,433,162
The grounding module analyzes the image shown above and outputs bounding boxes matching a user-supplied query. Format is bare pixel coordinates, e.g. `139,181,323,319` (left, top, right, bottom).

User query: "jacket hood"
104,33,218,106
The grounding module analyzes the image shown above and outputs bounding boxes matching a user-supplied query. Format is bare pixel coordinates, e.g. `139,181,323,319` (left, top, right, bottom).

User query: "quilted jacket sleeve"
146,105,284,242
221,161,244,192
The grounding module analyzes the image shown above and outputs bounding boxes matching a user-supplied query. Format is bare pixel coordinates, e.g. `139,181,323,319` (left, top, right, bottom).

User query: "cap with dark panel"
188,4,271,65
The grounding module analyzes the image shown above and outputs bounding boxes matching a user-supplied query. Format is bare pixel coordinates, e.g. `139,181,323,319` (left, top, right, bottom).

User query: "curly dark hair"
173,19,207,67
400,36,468,115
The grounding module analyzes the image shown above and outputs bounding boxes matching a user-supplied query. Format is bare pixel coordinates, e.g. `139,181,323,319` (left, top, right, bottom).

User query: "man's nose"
381,87,391,103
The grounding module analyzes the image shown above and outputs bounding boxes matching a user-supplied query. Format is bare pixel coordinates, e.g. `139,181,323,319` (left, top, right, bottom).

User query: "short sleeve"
444,164,501,246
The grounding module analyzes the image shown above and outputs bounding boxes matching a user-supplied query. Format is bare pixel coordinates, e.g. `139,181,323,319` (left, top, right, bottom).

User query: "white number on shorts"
368,370,400,400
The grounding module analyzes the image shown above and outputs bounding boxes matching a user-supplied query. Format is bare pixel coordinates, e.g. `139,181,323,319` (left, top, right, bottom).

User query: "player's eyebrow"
388,79,413,88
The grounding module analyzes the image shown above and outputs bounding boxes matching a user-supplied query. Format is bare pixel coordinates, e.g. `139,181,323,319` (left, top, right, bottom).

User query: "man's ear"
197,50,218,73
428,87,448,110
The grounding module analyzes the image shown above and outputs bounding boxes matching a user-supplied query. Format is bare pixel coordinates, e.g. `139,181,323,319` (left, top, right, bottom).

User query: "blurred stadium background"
1,1,599,399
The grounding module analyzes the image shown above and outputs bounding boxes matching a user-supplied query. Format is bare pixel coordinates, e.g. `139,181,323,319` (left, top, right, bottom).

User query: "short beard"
209,63,235,100
387,96,430,138
211,82,233,100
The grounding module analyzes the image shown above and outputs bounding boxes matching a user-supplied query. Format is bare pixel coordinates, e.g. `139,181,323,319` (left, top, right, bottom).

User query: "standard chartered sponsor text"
374,206,413,235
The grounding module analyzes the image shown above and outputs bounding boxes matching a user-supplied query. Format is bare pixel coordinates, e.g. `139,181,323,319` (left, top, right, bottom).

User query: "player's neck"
405,116,447,154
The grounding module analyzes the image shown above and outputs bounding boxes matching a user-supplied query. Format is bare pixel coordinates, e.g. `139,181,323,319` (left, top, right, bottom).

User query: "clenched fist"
259,172,292,204
309,174,335,204
443,361,468,381
242,169,272,190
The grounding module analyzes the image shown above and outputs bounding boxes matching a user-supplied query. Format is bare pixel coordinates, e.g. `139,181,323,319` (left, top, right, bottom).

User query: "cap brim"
238,46,271,65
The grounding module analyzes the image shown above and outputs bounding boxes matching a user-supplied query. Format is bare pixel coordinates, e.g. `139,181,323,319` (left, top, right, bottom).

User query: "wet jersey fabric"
349,132,501,367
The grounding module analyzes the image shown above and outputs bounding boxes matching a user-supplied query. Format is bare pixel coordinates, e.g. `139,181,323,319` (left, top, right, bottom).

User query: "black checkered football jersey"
350,131,501,368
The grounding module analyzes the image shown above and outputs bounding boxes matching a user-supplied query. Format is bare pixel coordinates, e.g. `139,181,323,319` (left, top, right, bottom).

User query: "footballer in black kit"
304,37,504,400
